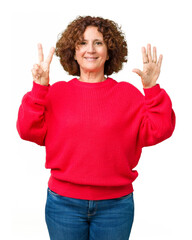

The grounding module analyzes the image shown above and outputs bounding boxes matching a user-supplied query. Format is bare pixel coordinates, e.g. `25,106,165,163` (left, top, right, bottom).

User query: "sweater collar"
70,77,114,88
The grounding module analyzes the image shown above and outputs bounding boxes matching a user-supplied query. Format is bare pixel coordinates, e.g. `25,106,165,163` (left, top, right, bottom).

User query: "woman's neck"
78,71,106,83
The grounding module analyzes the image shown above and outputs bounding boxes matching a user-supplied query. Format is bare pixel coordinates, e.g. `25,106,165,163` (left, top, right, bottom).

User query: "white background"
2,0,192,239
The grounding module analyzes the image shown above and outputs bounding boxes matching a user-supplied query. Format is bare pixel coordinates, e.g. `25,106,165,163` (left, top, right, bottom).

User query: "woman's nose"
87,43,96,53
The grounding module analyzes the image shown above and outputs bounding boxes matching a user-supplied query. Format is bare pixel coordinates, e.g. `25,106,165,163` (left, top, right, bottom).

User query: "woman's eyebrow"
82,38,103,41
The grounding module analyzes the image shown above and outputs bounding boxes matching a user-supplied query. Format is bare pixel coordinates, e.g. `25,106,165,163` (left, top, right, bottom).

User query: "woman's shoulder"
47,80,71,100
49,80,74,92
117,79,137,89
112,78,144,98
50,80,68,88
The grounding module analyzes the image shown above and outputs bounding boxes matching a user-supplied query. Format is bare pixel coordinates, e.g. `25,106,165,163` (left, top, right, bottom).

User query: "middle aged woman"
17,16,176,240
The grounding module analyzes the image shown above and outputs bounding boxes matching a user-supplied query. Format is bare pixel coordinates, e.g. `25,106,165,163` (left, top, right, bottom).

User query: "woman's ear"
74,54,77,60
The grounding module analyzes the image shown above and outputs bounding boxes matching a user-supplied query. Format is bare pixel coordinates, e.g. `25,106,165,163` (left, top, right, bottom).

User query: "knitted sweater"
17,77,176,200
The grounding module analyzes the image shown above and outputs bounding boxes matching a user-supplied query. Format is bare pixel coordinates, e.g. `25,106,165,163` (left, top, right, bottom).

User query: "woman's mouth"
84,57,98,61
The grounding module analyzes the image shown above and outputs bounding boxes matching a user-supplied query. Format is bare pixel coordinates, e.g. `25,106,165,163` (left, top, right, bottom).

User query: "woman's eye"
95,41,102,45
80,41,86,45
78,41,103,46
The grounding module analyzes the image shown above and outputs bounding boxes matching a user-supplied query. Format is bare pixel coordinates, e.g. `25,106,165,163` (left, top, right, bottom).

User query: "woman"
17,16,176,240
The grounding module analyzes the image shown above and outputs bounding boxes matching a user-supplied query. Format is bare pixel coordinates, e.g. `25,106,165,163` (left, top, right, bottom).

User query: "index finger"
45,47,55,65
142,47,148,64
157,54,163,68
38,43,44,63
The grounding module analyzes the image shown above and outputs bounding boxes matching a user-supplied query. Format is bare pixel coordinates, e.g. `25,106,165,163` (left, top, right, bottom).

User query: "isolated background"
2,0,192,239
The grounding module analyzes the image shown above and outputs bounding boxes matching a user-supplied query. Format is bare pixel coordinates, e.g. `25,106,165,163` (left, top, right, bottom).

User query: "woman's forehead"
82,26,103,39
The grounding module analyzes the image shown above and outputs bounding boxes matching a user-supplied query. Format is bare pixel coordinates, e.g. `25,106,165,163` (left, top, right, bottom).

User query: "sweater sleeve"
16,81,49,146
139,84,176,148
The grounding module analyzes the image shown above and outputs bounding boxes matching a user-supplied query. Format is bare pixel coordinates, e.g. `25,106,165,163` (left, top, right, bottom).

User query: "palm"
133,44,163,89
142,61,161,87
38,62,50,84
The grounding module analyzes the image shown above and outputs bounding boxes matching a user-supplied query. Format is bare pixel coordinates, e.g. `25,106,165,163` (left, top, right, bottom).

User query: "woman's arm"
133,44,176,147
16,83,49,146
139,84,176,147
16,44,55,145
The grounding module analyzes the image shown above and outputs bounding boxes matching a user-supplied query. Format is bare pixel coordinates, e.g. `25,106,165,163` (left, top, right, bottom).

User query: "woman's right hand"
31,43,55,86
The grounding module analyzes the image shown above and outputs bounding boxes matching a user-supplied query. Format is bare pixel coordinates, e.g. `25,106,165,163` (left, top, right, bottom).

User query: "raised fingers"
45,47,55,65
38,43,44,63
143,44,161,65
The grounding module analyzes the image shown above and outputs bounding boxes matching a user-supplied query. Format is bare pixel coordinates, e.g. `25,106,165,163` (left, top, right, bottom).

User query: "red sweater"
17,77,176,200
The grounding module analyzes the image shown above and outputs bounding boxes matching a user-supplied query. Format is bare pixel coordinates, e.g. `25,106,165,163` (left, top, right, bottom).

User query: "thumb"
132,68,143,78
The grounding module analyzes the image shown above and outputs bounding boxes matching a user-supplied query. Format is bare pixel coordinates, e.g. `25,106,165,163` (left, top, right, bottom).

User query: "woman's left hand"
132,44,163,89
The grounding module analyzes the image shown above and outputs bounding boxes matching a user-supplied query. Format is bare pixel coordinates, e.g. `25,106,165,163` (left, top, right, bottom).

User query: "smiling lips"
84,57,98,61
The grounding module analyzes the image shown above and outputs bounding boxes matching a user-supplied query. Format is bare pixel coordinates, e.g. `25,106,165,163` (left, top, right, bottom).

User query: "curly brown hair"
55,16,128,76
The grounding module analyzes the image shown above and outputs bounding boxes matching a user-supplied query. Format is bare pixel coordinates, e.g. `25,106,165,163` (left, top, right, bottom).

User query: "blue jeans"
45,188,134,240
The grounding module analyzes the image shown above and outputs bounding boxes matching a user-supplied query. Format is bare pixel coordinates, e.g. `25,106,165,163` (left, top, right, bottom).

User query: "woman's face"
75,26,109,75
